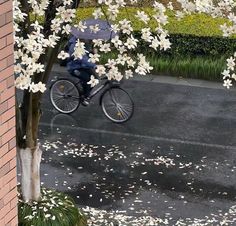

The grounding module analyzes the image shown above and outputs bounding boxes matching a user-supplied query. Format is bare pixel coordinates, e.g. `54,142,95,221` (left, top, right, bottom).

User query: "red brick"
10,196,17,209
4,167,16,185
0,1,12,15
0,23,12,38
2,148,16,166
0,65,13,82
0,121,8,136
0,2,18,224
0,107,15,125
0,202,10,219
0,101,8,115
0,183,10,200
8,216,17,226
0,199,4,209
0,162,10,177
3,205,16,223
5,11,12,24
0,79,7,93
0,57,8,71
0,44,13,61
0,177,3,189
1,127,15,145
9,176,16,190
0,0,8,4
6,33,13,45
6,54,13,67
0,14,6,27
0,36,6,49
7,95,15,108
0,144,9,158
8,138,15,151
7,116,15,129
4,187,16,205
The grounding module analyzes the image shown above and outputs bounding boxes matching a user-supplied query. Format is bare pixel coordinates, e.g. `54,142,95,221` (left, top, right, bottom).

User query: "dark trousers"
72,68,95,97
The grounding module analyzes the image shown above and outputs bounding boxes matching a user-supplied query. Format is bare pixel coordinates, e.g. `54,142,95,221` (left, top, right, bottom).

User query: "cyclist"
67,36,97,106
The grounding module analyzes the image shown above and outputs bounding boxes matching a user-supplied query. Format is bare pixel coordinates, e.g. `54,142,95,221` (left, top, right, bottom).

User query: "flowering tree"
14,0,81,203
14,0,235,204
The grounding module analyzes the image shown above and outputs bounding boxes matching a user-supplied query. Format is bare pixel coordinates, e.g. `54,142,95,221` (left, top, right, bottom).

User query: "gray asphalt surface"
38,68,236,225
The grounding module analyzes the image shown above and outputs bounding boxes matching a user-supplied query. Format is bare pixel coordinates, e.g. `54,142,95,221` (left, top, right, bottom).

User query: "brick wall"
0,0,18,225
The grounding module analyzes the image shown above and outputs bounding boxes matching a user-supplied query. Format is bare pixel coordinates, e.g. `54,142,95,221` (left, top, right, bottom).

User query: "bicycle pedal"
81,99,90,106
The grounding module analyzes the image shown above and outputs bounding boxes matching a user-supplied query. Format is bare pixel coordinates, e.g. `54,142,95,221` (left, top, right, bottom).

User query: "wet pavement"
39,70,236,225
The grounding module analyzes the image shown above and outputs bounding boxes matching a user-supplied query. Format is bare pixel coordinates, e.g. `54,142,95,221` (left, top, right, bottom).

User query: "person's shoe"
81,97,90,106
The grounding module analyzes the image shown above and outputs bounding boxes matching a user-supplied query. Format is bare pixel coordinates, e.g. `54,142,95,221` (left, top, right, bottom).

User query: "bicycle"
49,74,134,123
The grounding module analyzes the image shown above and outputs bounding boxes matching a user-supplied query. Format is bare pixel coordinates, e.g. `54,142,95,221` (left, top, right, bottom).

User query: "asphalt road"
38,69,236,225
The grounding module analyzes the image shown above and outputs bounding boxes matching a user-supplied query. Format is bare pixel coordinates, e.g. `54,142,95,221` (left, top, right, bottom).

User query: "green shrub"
18,188,87,226
134,32,236,57
168,34,236,57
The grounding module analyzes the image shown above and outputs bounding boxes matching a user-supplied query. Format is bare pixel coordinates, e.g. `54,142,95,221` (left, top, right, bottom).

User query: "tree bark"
19,145,42,203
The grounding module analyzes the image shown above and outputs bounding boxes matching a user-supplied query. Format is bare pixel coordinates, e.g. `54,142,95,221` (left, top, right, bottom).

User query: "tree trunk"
19,145,42,203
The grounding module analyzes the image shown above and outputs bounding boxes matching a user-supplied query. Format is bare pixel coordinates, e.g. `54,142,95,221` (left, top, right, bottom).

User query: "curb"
51,64,235,91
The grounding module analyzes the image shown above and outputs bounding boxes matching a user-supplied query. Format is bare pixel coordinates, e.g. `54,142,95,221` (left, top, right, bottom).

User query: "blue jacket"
67,36,96,74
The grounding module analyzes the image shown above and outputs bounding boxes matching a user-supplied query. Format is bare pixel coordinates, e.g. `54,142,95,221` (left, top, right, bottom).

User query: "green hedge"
168,34,236,56
134,32,236,57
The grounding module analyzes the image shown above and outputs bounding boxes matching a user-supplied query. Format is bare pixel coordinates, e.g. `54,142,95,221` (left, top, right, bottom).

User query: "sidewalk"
52,63,231,90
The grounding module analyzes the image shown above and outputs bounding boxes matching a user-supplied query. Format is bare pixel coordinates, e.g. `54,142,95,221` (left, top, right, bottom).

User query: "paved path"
38,67,236,225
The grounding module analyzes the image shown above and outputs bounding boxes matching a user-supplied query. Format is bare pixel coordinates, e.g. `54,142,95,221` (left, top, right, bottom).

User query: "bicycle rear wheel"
101,87,134,123
50,79,80,114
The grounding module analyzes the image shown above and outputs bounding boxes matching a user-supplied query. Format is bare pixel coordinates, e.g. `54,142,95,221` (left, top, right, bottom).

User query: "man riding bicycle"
67,36,97,106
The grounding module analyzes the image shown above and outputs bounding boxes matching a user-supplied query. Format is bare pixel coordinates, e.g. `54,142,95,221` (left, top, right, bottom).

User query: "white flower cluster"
14,0,77,93
73,39,87,59
14,0,236,92
222,54,236,89
28,0,50,16
85,1,172,84
175,0,236,89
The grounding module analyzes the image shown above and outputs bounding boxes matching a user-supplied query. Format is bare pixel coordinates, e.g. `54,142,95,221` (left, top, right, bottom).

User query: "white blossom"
223,79,233,89
73,40,87,59
88,53,100,63
136,11,150,24
96,65,106,76
88,75,99,87
58,51,70,60
93,8,103,19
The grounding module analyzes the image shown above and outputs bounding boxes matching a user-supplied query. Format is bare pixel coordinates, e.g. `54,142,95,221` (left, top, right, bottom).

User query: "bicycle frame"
89,80,120,99
50,77,120,102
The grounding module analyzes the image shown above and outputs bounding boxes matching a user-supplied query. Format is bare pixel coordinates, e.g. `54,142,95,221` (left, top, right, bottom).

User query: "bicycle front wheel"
50,79,80,114
101,87,134,123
